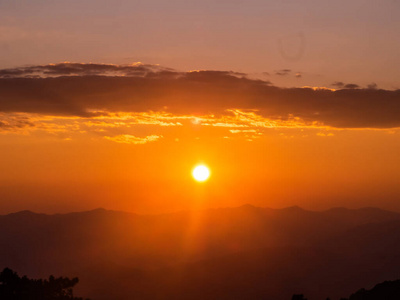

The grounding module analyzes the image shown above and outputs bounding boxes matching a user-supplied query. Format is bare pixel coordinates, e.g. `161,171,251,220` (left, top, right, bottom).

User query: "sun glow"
192,165,210,182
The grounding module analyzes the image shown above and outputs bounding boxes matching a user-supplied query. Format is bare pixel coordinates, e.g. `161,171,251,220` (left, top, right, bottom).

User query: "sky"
0,0,400,214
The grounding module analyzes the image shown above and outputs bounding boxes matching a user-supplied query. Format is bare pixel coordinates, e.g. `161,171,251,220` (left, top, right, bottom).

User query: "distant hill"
1,205,400,299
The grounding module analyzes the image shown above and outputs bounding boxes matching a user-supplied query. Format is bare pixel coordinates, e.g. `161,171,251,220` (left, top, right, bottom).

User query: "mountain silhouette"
295,278,400,300
347,279,400,300
1,205,400,299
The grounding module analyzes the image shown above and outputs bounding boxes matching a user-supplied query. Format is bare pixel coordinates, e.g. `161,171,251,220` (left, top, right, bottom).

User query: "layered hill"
1,205,400,299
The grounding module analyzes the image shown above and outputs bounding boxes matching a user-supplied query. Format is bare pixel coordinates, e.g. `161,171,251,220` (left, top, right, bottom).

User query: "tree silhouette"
0,268,88,300
293,279,400,300
348,280,400,300
292,294,307,300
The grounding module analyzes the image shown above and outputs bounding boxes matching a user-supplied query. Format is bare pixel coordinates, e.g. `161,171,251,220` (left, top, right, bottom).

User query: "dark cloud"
331,82,360,89
274,69,291,76
0,63,248,81
0,63,176,78
0,63,400,129
344,83,360,89
331,81,344,88
367,83,378,90
295,72,302,78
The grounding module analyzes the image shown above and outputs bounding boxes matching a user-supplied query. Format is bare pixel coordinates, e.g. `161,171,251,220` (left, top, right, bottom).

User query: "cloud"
0,113,35,132
331,81,344,88
331,81,360,89
104,134,162,144
344,83,359,89
316,132,335,137
367,83,378,90
229,129,258,134
0,62,176,78
274,69,291,76
0,63,400,129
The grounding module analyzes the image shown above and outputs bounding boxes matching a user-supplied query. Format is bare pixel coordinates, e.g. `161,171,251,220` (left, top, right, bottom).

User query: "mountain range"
1,205,400,299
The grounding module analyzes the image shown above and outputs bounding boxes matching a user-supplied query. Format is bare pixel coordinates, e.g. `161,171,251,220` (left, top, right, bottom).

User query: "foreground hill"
1,205,400,299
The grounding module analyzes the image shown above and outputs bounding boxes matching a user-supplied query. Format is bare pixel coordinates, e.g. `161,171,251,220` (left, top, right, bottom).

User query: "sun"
192,165,211,182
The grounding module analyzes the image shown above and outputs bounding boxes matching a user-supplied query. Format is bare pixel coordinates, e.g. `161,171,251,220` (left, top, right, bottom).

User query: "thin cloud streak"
104,134,162,145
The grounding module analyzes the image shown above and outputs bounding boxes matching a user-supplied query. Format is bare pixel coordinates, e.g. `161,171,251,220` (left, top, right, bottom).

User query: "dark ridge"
348,279,400,300
325,207,350,212
2,205,400,218
280,205,305,212
6,210,37,216
238,203,258,209
1,210,47,219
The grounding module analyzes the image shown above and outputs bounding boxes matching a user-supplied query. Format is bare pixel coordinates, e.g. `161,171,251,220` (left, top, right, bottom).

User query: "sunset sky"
1,0,400,214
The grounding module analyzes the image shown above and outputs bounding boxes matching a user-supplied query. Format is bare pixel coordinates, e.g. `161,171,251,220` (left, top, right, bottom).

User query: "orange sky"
0,63,400,214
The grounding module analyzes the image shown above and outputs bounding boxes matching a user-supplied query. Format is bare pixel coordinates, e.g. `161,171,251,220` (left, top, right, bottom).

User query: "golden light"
192,165,210,182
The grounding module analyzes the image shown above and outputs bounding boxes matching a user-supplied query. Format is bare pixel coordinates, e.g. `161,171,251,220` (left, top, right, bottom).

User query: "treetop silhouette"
0,267,88,300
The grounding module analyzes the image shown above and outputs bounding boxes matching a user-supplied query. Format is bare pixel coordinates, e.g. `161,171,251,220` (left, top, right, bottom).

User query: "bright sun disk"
192,165,210,182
